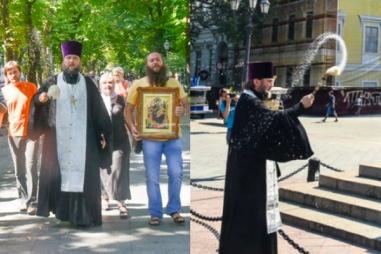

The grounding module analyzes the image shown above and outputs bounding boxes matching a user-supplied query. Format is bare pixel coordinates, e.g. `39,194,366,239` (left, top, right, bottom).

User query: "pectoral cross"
71,95,78,108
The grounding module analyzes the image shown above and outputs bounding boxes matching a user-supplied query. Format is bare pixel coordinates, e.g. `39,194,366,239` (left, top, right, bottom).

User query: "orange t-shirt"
1,81,37,137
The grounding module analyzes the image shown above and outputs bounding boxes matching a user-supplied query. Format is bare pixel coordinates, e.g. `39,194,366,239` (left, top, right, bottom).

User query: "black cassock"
29,75,112,227
219,92,313,254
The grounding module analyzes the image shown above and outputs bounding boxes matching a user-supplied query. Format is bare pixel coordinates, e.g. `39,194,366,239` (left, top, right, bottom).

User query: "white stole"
56,73,87,192
266,161,282,234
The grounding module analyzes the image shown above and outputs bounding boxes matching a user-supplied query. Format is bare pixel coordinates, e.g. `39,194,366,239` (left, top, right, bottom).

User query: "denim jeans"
142,138,183,218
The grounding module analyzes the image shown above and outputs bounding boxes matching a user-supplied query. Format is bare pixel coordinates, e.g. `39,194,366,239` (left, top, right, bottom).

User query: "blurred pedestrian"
218,88,238,143
322,90,338,122
112,67,129,98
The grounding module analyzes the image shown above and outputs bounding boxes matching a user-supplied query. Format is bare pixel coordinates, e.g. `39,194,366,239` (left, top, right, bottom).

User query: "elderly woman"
112,67,129,98
99,72,131,219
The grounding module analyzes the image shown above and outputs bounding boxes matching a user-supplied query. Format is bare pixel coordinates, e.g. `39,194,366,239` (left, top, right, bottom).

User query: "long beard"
62,66,80,84
146,65,168,87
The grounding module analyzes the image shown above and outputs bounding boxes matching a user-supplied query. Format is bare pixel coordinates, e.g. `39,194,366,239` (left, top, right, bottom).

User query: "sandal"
170,212,185,224
119,205,128,219
148,216,161,226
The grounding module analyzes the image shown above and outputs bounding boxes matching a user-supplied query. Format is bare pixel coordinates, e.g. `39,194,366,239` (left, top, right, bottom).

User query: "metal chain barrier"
191,217,220,241
191,209,222,222
191,182,224,192
278,163,309,182
279,229,310,254
320,161,344,172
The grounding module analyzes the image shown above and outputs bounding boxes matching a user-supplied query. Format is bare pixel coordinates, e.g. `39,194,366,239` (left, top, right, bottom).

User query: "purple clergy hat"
248,62,275,80
61,40,82,57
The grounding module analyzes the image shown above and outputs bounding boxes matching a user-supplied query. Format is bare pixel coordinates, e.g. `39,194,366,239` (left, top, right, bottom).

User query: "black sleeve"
261,103,313,162
87,77,113,168
28,76,57,140
231,95,313,163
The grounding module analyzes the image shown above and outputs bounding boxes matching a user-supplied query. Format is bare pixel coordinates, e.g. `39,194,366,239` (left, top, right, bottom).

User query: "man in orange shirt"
1,61,39,215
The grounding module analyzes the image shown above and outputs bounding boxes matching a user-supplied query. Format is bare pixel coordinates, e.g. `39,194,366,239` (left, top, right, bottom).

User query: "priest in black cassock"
219,62,315,254
29,40,112,227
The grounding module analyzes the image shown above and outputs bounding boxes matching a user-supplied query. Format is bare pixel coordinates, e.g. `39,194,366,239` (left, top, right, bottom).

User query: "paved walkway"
0,119,190,254
191,114,381,254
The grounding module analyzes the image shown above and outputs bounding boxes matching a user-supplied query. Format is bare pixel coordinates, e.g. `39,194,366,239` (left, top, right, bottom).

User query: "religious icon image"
136,86,180,140
145,96,170,130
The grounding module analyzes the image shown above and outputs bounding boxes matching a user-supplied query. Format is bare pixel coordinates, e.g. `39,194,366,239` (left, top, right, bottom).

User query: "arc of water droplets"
291,32,348,87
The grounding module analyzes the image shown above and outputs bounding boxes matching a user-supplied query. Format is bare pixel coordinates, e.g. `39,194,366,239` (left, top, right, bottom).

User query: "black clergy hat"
248,62,275,80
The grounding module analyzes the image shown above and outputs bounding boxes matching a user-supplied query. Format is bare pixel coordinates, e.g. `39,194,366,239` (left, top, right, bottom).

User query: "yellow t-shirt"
127,77,187,141
127,77,186,105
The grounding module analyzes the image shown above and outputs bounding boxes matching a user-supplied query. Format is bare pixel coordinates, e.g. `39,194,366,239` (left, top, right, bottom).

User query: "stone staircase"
279,164,381,251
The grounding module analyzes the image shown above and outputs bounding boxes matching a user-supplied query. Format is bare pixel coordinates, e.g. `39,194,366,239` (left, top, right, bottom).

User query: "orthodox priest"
219,62,315,254
30,40,112,227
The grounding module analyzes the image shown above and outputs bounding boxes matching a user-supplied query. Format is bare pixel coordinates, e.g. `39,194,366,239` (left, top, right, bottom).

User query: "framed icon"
136,86,179,140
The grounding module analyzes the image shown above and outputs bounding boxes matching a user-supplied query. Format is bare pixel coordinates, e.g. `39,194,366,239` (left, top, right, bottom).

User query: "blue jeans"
142,138,183,218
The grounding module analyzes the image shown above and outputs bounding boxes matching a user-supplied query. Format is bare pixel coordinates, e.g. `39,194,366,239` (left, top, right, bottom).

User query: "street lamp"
231,0,270,84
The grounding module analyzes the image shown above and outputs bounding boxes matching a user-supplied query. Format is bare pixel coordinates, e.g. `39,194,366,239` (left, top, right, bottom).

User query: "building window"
305,12,313,39
363,80,379,87
272,18,278,43
288,15,295,41
195,50,202,74
208,47,213,75
365,26,379,53
286,67,293,87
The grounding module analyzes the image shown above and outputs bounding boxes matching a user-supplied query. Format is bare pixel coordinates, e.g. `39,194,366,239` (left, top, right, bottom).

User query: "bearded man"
125,52,188,226
219,62,315,254
30,40,112,227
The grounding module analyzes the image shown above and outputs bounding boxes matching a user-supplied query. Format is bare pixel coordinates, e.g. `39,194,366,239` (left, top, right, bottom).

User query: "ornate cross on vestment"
70,95,78,108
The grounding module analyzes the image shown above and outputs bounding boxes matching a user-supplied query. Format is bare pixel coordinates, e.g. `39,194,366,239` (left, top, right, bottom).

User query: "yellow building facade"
252,0,338,88
337,0,381,87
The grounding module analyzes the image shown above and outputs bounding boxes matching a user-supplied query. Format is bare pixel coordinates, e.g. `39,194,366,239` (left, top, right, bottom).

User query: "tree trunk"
1,0,14,61
25,0,39,84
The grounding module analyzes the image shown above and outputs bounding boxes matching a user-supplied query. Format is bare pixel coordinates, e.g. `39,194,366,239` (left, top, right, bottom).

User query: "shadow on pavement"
0,206,190,253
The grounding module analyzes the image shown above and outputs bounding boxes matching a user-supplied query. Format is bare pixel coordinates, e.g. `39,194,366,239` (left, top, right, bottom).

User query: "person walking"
0,61,39,215
99,72,131,219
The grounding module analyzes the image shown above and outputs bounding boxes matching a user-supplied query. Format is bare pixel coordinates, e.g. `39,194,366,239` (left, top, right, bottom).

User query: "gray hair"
99,72,114,85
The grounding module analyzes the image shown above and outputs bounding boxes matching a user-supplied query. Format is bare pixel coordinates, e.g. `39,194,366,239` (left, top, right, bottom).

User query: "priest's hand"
300,94,314,109
39,92,49,103
106,167,112,175
175,105,184,117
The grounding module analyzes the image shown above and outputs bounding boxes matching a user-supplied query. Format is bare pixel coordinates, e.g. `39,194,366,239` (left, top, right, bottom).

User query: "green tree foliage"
0,0,188,84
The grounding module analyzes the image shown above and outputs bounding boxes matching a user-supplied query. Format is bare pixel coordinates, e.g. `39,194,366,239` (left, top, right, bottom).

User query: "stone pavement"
0,118,190,254
191,114,381,254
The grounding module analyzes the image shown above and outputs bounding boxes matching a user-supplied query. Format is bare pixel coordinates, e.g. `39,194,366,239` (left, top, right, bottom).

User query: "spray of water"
291,32,348,87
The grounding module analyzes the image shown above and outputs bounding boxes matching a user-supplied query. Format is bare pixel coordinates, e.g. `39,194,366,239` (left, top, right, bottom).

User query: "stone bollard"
307,158,320,182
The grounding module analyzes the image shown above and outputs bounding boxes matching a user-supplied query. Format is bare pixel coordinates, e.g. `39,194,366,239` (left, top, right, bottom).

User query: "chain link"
191,209,222,221
279,229,310,254
191,217,220,241
278,163,309,182
191,182,224,192
320,161,344,172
